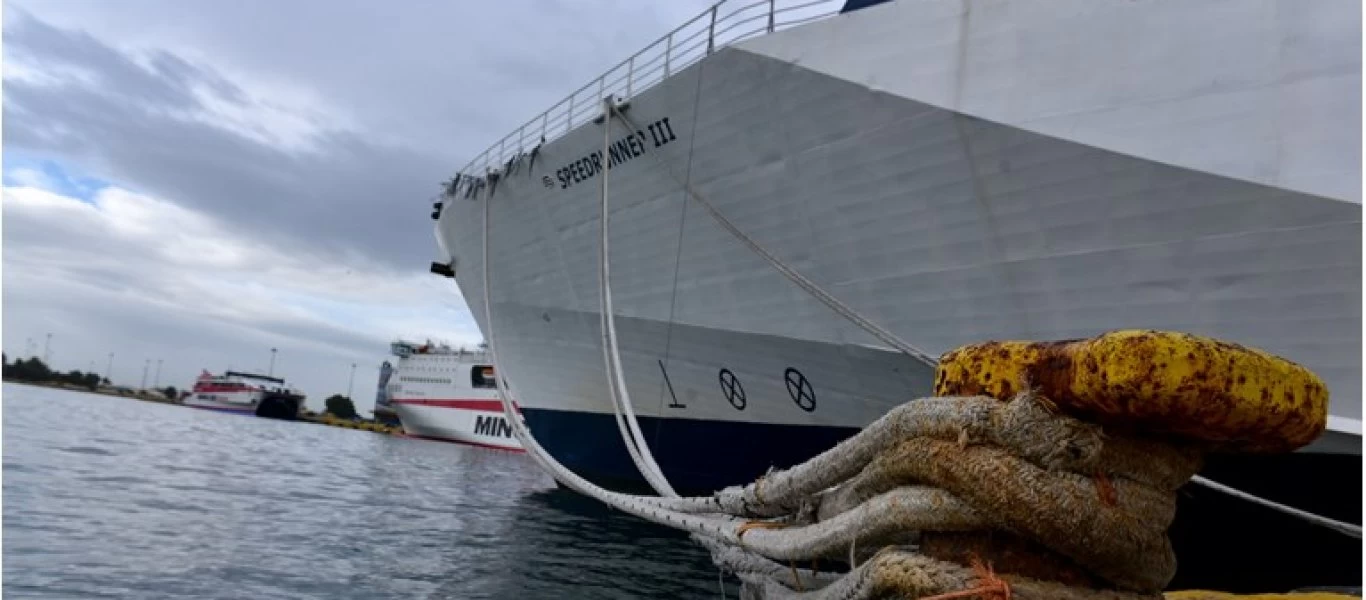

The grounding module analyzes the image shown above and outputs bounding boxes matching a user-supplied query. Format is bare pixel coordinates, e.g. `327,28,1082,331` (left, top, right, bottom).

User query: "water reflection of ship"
430,488,731,599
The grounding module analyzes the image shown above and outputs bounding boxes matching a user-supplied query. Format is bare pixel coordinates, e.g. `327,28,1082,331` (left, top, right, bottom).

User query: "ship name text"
554,117,678,190
474,414,514,438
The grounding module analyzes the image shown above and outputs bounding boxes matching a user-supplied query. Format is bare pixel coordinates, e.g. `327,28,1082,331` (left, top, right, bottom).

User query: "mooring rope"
594,98,852,593
1189,475,1361,538
597,97,677,497
607,105,938,368
481,164,839,595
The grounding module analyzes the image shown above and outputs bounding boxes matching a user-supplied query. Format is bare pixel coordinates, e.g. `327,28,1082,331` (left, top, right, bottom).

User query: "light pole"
346,362,357,399
106,352,114,384
140,359,150,390
25,337,32,359
154,359,163,388
268,348,277,377
43,333,52,365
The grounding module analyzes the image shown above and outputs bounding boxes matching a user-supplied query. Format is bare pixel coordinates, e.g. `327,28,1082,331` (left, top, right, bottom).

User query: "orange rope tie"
735,520,788,539
1094,471,1118,507
919,557,1012,600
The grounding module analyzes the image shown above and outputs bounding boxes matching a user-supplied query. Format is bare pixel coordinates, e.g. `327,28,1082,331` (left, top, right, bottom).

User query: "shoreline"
2,378,180,404
4,379,401,435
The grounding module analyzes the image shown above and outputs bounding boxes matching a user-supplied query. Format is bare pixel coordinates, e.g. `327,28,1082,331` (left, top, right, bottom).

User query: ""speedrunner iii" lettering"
554,117,677,190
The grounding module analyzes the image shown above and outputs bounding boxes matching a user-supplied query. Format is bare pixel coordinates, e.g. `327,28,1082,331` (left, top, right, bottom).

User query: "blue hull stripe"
523,408,1361,591
522,407,857,494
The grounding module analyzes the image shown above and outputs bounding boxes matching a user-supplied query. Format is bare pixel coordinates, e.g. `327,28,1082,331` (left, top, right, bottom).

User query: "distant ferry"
385,340,524,452
185,370,305,420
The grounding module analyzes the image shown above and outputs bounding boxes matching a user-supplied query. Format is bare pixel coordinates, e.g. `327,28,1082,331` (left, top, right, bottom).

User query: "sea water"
3,383,732,599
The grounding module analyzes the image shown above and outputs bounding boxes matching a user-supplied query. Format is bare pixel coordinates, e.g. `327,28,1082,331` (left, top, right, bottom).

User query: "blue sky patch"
2,152,111,202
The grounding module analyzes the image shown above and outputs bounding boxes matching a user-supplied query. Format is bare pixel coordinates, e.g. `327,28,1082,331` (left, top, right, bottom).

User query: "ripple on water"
78,475,151,486
3,384,731,599
157,464,222,476
55,446,117,456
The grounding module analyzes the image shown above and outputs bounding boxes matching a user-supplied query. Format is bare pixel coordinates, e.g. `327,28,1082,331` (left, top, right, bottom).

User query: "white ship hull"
385,342,524,452
186,370,303,419
437,0,1361,492
392,400,524,452
183,393,258,414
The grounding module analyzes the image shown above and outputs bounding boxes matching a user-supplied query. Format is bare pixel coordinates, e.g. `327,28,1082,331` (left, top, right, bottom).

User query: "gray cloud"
7,0,715,150
1,0,715,405
4,0,715,268
4,10,450,270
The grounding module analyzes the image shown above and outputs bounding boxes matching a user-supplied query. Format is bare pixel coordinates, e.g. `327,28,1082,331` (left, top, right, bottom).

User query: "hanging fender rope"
481,166,837,596
1189,475,1361,538
597,96,677,498
606,103,938,368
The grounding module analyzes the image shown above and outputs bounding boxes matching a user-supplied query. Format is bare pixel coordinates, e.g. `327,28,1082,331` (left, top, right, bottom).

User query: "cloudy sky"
2,0,714,411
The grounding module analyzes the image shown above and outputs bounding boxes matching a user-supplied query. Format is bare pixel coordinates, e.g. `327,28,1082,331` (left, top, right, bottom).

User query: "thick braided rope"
713,395,1199,593
670,395,1107,518
570,395,1187,592
662,395,1192,594
730,549,1164,600
858,437,1186,592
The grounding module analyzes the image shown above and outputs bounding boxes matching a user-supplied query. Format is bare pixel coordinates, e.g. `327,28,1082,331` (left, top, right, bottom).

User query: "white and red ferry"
385,340,524,452
185,370,304,419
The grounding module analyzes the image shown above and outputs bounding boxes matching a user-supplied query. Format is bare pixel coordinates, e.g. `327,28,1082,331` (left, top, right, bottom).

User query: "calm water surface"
3,383,731,599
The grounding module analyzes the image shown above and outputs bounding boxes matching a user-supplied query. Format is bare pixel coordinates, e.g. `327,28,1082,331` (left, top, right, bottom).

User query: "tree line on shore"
323,394,358,419
3,354,103,390
2,354,178,398
3,354,362,417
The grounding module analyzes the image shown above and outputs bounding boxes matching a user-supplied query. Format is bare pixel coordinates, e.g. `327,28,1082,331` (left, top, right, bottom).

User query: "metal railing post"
627,56,635,97
707,5,717,54
664,32,673,77
460,0,846,178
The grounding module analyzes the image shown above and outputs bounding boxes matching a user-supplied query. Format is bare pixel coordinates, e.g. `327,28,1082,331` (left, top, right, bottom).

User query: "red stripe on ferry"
193,385,257,393
389,399,520,413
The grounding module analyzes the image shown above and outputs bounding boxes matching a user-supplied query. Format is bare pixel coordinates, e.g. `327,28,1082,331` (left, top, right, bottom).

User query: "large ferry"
185,370,305,419
430,0,1359,589
385,340,524,452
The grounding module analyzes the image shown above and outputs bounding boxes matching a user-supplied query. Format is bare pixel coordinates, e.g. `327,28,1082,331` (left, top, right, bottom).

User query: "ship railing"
458,0,844,178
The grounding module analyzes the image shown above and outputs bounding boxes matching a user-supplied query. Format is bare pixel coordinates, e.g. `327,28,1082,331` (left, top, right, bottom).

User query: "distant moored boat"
185,370,305,420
